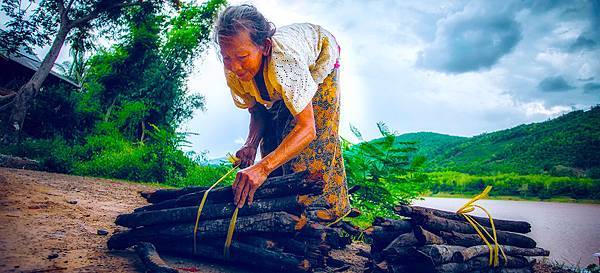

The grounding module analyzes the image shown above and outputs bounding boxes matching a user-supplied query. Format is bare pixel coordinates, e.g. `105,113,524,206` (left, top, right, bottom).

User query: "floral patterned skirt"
260,68,350,223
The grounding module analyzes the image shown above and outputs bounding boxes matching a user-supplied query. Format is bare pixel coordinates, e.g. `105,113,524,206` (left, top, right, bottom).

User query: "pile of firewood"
107,171,360,273
364,205,549,273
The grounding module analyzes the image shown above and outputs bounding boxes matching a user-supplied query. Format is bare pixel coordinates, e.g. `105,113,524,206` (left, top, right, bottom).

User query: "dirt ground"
0,168,368,273
1,167,566,273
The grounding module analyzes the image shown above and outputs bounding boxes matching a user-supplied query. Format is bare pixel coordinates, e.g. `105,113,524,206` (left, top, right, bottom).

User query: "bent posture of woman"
215,4,349,222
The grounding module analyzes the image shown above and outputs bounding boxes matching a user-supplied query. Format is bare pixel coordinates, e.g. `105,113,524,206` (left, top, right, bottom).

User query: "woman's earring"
262,39,272,57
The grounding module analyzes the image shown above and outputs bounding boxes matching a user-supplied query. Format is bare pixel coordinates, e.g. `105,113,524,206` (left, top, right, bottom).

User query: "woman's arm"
233,103,316,207
235,105,267,168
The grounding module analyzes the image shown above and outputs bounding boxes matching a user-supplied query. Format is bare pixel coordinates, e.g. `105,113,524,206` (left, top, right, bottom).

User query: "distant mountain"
389,106,600,177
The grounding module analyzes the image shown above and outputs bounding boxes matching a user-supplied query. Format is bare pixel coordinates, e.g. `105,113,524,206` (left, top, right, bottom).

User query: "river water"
413,197,600,266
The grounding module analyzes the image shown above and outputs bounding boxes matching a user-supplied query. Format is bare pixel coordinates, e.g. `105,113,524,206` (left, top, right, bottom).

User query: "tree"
78,0,225,141
0,0,180,136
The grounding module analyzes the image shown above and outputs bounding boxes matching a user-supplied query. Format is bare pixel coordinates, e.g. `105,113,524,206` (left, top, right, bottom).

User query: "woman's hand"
234,145,257,168
233,162,269,208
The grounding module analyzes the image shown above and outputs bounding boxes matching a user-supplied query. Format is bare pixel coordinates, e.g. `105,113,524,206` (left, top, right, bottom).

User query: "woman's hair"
213,4,276,46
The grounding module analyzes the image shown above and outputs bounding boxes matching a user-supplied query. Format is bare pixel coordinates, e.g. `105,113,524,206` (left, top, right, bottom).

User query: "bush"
343,123,427,226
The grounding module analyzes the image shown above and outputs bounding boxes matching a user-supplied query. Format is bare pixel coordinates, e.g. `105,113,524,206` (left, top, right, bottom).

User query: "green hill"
390,106,600,177
393,132,466,157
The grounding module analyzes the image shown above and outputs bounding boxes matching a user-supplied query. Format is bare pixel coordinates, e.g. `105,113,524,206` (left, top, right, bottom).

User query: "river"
413,197,600,266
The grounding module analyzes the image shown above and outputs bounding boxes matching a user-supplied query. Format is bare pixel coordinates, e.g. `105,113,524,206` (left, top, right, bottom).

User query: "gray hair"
213,4,276,46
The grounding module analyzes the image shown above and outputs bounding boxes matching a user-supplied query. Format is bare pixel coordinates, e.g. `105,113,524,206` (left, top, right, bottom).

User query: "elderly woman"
215,4,349,222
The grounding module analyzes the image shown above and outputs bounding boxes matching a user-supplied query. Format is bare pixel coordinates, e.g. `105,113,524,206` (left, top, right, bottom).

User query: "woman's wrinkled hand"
234,145,257,168
232,163,269,208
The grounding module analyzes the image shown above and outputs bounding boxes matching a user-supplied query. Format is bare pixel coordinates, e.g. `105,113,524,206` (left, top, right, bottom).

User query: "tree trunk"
455,245,549,262
434,255,530,273
439,230,536,249
108,211,305,250
116,195,306,228
395,205,531,234
413,213,536,248
331,220,361,236
413,225,445,245
133,242,178,273
156,238,312,273
135,172,323,212
365,226,412,253
470,267,533,273
9,25,70,132
417,245,466,265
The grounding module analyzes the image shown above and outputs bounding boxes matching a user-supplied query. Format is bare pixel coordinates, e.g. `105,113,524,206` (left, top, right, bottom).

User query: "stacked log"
365,205,549,273
108,172,356,273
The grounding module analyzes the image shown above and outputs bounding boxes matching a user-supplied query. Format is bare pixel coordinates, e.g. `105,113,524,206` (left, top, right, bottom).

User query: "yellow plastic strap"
193,154,239,253
456,186,507,267
224,207,239,257
326,208,352,227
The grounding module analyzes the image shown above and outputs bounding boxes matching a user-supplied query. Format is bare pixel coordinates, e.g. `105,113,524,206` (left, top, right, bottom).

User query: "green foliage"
343,122,428,225
425,171,600,200
0,0,177,56
67,120,235,187
0,136,78,173
0,1,228,188
394,106,600,178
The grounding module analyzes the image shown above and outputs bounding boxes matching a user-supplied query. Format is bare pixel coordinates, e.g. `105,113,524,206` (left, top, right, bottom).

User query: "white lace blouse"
225,23,340,116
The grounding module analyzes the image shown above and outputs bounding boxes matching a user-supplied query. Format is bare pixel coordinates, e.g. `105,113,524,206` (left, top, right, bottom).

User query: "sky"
4,0,600,159
181,0,600,159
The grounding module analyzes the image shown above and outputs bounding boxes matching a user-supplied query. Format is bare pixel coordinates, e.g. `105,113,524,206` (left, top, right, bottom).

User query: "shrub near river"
425,171,600,201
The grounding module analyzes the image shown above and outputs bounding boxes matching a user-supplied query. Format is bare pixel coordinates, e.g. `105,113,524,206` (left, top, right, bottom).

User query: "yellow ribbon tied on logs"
456,186,507,267
193,153,239,255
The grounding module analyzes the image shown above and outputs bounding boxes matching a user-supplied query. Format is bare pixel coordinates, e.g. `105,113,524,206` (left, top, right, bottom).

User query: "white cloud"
182,0,599,158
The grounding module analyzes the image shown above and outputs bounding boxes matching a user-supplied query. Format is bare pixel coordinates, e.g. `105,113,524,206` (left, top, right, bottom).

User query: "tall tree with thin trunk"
0,0,179,136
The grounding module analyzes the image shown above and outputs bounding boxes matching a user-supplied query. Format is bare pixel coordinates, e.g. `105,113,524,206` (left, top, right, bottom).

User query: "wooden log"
365,226,406,253
377,231,419,262
381,245,419,263
238,236,326,259
373,217,412,233
434,255,530,273
331,221,362,236
414,225,445,245
108,211,304,250
454,245,549,262
387,231,420,248
116,195,305,228
141,186,210,203
379,227,444,263
326,256,352,272
133,242,178,273
298,222,352,249
417,245,466,265
414,214,536,248
395,205,531,234
470,267,532,273
141,172,308,204
135,174,323,212
365,217,412,251
156,237,312,273
439,230,536,249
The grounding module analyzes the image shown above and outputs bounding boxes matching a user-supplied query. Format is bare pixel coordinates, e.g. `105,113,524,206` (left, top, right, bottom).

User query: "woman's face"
219,30,267,82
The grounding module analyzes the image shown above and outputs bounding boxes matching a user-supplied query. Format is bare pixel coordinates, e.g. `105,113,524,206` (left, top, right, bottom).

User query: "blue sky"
182,0,600,158
4,0,599,159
